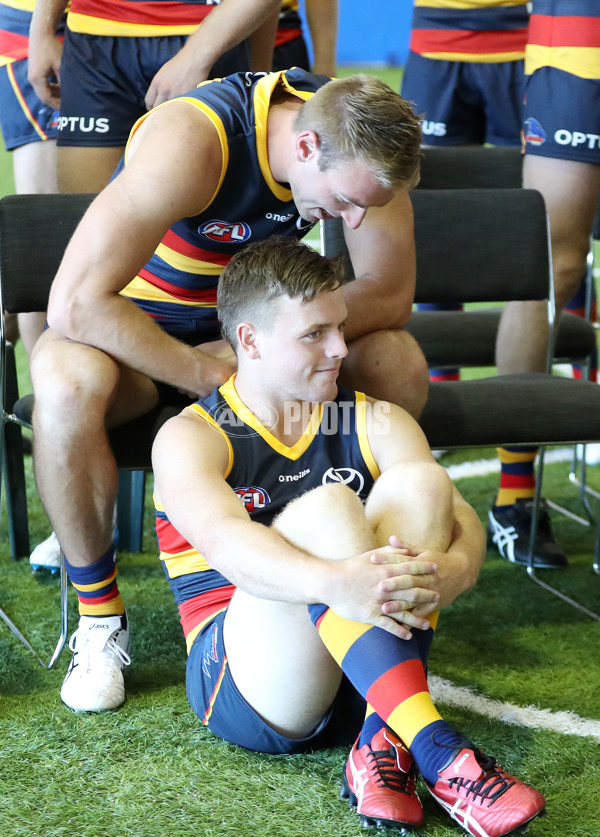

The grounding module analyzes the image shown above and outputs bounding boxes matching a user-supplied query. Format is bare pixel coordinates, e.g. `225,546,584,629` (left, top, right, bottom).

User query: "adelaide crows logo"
322,467,364,495
198,220,251,243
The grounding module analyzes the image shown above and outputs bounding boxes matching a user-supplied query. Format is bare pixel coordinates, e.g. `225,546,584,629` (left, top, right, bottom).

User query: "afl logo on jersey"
198,220,251,243
234,486,271,512
322,467,364,495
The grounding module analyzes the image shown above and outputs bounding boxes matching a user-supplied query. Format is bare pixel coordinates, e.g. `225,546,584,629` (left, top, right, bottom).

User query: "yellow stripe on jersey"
355,392,381,482
66,11,197,36
120,275,218,306
414,0,527,8
417,49,526,62
220,375,324,461
160,548,211,578
526,45,600,81
184,400,235,478
125,97,229,216
254,75,294,203
0,0,36,11
153,241,224,276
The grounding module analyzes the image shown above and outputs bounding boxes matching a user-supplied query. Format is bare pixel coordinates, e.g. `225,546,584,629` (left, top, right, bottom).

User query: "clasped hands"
329,535,443,641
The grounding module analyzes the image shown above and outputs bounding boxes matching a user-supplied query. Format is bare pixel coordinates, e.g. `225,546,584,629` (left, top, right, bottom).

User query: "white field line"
435,446,600,741
429,676,600,742
444,447,574,481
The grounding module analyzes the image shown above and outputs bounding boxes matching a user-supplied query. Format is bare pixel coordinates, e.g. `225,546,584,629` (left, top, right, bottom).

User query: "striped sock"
308,604,466,783
494,446,537,507
65,545,125,617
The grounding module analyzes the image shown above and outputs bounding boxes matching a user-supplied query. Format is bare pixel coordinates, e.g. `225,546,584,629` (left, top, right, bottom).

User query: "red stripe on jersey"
529,14,600,49
0,30,28,56
410,27,528,56
70,0,213,27
161,228,232,266
179,586,236,637
138,267,219,304
275,26,302,48
156,517,193,555
365,660,429,718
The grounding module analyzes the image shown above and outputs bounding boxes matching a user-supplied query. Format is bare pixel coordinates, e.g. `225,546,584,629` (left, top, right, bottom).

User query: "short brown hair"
294,74,422,189
218,237,345,348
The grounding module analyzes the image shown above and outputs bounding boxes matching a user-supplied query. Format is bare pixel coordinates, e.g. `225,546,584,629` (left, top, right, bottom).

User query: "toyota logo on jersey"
198,220,251,243
322,467,365,495
234,486,271,512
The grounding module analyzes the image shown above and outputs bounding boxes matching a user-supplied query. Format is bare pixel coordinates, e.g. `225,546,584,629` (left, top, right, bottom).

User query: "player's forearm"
342,279,412,340
183,0,280,75
48,291,231,397
29,0,68,36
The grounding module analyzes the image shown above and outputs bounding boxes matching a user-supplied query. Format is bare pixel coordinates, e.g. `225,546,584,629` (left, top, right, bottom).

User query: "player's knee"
31,338,120,422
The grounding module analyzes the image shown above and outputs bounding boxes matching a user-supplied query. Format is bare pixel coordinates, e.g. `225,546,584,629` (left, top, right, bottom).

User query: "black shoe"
487,498,567,569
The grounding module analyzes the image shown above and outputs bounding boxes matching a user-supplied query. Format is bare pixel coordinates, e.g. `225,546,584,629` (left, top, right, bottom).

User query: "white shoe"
60,613,131,712
30,531,61,574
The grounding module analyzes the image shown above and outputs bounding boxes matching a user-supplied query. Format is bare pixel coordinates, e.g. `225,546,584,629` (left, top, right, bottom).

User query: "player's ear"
295,130,320,162
237,322,260,358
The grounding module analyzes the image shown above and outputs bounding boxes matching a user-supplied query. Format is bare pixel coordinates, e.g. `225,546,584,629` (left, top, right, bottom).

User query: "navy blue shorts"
401,50,525,146
186,610,365,755
522,67,600,164
57,28,251,147
0,58,59,150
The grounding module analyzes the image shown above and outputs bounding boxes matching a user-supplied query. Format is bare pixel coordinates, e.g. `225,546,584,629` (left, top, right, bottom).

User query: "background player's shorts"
272,34,310,73
401,51,525,146
187,610,366,755
522,67,600,165
57,28,251,147
0,58,59,150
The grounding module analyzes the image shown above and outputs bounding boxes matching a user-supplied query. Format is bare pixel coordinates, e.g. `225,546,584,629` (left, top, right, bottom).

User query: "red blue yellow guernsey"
155,378,380,653
66,0,219,37
409,0,530,63
119,69,324,342
526,0,600,80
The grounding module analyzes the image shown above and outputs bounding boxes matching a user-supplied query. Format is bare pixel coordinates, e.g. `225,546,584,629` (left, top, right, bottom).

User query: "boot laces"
368,746,414,796
448,751,515,807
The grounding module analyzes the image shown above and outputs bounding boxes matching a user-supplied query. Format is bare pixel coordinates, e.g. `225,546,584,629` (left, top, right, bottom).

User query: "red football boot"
426,747,546,837
340,728,424,832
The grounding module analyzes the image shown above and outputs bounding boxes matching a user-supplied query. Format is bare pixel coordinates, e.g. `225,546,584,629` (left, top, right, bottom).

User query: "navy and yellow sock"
494,446,537,507
64,544,124,617
308,604,465,783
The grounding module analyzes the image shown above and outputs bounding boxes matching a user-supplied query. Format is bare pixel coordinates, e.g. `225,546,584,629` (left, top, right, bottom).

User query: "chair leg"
3,342,29,559
0,605,46,667
47,550,69,670
527,447,600,621
116,470,146,554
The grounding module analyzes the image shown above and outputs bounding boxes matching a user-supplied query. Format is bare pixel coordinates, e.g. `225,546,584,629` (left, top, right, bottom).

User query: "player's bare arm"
46,102,232,396
145,0,281,109
152,410,438,640
28,0,67,109
341,190,416,340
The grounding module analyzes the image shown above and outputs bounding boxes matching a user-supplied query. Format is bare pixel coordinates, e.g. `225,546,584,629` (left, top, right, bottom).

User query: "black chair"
323,188,600,620
0,193,180,665
409,145,596,373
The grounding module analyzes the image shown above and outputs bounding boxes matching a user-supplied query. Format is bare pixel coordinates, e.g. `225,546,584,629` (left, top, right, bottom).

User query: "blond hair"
294,74,422,189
